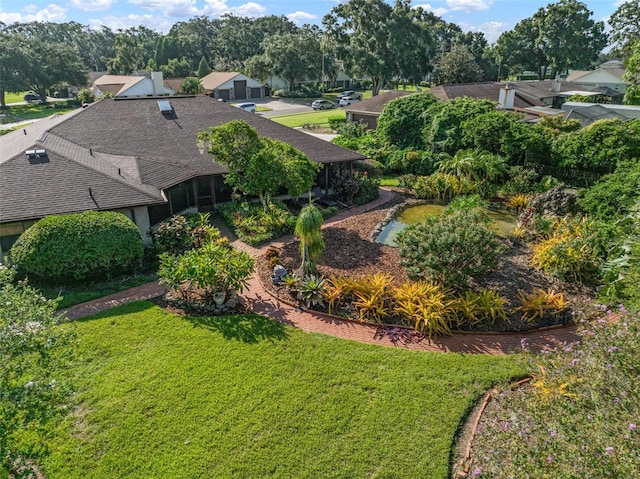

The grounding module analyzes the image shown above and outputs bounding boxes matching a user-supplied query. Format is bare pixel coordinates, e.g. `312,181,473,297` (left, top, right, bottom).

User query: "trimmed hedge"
10,211,144,283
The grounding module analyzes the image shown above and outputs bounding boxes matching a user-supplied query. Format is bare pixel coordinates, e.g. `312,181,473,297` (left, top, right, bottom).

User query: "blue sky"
0,0,621,44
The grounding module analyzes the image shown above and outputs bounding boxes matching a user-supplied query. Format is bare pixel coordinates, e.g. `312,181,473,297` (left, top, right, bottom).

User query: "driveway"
252,98,315,118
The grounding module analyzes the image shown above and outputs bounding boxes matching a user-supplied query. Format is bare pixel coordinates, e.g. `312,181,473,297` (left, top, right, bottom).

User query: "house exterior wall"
572,71,628,93
114,206,153,246
348,112,378,129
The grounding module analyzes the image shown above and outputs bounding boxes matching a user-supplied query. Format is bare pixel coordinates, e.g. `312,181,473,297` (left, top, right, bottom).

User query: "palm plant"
295,203,324,275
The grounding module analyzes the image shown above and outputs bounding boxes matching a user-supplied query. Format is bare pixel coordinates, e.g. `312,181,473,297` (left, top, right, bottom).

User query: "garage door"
234,80,247,99
217,89,230,101
250,87,262,99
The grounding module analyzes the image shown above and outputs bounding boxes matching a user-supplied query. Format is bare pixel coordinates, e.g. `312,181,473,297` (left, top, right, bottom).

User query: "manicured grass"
271,109,345,128
4,91,28,104
40,274,158,309
41,302,525,478
1,102,78,120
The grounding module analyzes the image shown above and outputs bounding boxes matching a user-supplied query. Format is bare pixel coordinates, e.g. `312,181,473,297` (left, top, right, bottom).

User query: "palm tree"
435,149,478,179
295,203,324,276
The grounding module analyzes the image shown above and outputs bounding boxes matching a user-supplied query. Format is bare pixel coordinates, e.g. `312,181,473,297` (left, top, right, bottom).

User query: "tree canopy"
197,121,320,208
496,0,607,79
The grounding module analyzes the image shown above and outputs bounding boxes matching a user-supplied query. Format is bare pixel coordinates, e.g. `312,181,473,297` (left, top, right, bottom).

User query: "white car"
235,102,257,113
337,90,363,100
339,97,361,107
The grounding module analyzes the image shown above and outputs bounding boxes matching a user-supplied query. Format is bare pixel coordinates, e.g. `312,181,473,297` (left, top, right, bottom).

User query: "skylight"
157,100,173,114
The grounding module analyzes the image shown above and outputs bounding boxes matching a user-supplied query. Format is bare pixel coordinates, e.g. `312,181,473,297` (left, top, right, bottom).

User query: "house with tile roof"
200,72,267,101
0,96,366,254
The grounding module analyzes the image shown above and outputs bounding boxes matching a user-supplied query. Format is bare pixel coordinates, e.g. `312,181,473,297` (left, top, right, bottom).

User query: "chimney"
498,84,516,110
551,81,561,93
151,71,164,96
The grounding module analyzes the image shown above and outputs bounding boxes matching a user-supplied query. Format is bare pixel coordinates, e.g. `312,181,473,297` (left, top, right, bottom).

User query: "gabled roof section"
200,72,243,90
344,90,415,114
92,75,147,96
49,96,365,190
0,129,164,223
429,82,542,108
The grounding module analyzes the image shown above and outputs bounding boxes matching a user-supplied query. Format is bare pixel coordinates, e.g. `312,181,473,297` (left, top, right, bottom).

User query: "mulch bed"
257,191,597,332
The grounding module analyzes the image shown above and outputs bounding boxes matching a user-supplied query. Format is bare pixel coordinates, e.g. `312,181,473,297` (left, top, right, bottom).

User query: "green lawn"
271,109,345,128
4,91,28,104
41,302,524,478
379,176,400,187
1,102,78,121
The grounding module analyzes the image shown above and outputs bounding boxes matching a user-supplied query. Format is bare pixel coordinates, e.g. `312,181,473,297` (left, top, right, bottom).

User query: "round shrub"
10,211,143,283
397,209,504,289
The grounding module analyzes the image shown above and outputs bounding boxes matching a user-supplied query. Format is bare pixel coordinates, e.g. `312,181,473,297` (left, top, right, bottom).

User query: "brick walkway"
64,189,582,354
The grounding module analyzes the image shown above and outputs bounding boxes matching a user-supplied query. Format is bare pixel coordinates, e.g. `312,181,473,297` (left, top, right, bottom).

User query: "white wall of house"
119,78,174,97
572,71,628,93
216,74,264,90
115,206,153,246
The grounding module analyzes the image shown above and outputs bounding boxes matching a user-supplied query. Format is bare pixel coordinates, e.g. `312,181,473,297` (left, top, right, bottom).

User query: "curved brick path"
64,189,582,354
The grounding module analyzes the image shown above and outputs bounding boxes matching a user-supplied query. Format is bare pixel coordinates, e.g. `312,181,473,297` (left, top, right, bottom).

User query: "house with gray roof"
0,96,366,254
343,90,415,129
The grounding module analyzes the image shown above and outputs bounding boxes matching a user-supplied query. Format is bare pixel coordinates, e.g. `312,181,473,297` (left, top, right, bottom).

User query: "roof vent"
26,149,49,164
157,100,174,118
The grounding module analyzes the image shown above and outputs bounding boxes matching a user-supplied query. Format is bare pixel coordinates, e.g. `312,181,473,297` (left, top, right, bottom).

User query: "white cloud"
127,0,199,17
0,3,67,23
413,4,448,16
202,0,266,17
457,20,507,44
69,0,113,12
446,0,492,12
287,10,317,24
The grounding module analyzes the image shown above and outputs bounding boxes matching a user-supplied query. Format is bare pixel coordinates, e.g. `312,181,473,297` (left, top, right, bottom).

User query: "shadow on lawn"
185,313,289,344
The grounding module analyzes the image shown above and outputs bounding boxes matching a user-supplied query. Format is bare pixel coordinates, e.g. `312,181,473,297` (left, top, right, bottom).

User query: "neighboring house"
343,90,415,129
566,60,628,98
0,96,366,255
92,71,175,98
429,81,585,120
200,72,267,101
163,77,187,94
562,101,640,126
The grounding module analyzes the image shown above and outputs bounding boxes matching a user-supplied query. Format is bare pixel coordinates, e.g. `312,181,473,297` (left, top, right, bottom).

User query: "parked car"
311,99,336,110
235,102,257,113
337,90,362,100
339,96,361,107
23,93,41,102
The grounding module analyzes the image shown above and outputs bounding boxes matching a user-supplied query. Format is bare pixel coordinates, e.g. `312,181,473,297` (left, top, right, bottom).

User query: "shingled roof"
1,96,366,223
343,90,416,114
430,82,543,109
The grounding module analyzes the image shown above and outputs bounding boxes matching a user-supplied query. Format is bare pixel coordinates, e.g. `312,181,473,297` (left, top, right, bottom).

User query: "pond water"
376,203,518,247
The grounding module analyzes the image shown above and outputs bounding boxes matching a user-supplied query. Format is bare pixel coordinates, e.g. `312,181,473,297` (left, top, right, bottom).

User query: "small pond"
376,203,518,247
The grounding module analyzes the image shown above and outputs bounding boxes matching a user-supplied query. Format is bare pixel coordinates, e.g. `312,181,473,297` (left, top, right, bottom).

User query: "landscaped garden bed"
256,191,597,333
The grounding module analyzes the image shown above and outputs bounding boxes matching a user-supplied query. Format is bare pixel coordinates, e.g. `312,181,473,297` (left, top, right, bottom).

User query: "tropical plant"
531,216,608,283
514,289,568,323
295,203,325,275
412,172,477,201
398,209,504,289
10,211,143,284
506,194,532,213
455,289,509,326
351,273,394,323
158,241,254,302
297,275,326,308
321,275,355,315
392,280,455,336
218,200,296,246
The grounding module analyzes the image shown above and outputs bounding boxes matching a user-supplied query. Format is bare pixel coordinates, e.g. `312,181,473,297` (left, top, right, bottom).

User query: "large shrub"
217,200,296,246
377,93,439,149
397,209,504,289
578,159,640,221
10,211,143,283
552,119,640,173
158,241,254,301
